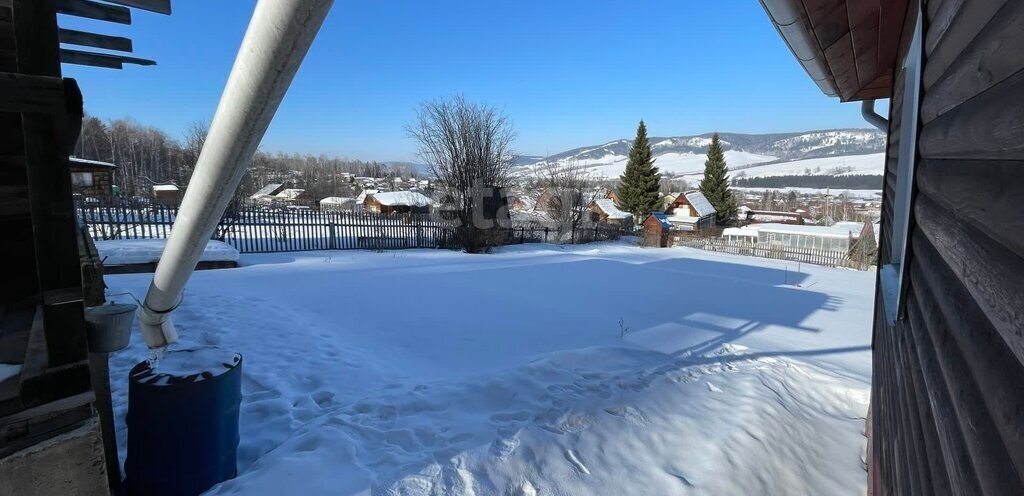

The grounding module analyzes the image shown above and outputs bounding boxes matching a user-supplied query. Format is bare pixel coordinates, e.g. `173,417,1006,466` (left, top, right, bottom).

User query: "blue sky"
62,1,873,162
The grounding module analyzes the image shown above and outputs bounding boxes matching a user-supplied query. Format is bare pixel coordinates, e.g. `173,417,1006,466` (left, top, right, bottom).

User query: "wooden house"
642,213,673,247
606,190,622,207
364,191,433,214
152,184,182,206
589,199,633,226
665,190,716,231
69,157,116,198
760,0,1024,493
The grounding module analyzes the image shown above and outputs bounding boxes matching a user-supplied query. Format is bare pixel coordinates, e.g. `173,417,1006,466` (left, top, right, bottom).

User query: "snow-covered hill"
515,129,885,180
680,153,886,183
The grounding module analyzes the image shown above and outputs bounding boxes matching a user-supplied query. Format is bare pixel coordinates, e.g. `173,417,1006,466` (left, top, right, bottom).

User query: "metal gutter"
759,0,839,97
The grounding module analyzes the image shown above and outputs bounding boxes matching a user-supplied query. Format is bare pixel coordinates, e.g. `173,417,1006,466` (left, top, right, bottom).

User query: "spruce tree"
698,132,738,224
617,120,662,222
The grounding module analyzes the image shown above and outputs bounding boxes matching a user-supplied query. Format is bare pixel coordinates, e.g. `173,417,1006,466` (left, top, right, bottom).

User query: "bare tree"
538,159,601,241
407,96,516,252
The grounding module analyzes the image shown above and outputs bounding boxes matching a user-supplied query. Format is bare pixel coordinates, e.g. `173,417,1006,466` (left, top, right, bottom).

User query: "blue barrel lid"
130,346,241,386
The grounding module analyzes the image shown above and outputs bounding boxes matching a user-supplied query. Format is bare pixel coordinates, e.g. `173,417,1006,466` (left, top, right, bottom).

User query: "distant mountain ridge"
536,128,880,164
517,128,886,178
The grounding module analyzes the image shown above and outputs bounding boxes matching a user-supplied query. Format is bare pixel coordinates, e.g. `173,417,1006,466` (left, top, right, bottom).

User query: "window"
71,172,94,188
882,8,922,326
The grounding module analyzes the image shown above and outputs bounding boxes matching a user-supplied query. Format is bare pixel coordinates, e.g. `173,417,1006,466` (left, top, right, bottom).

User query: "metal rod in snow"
138,0,334,348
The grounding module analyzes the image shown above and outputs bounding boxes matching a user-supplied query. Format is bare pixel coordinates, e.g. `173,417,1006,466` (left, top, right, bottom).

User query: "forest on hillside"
73,115,422,201
732,174,882,190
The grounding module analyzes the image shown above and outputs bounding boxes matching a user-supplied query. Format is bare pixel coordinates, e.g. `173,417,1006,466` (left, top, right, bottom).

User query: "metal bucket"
84,303,138,353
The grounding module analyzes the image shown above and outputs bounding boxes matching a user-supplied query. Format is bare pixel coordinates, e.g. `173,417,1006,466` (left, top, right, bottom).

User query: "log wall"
872,0,1024,494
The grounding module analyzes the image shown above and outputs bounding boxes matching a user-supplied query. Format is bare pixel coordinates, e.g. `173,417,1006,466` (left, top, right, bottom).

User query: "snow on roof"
683,190,716,218
252,183,284,197
276,189,305,199
355,189,379,203
649,212,672,229
70,156,116,168
592,199,632,219
667,214,701,225
152,184,179,192
370,191,434,207
731,222,865,239
722,227,758,237
319,196,355,205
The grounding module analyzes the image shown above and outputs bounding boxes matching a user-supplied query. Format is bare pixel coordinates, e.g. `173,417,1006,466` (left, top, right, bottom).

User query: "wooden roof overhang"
55,0,171,69
760,0,912,102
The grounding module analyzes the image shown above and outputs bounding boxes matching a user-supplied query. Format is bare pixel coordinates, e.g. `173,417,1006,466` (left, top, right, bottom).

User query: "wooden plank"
803,0,850,49
846,0,881,88
904,288,985,495
911,235,1024,482
923,0,1007,89
0,390,93,458
55,0,131,24
60,48,154,69
877,0,911,78
0,72,64,114
915,194,1024,366
58,28,132,52
822,33,861,101
919,67,1024,159
925,0,965,56
14,0,92,367
102,0,170,15
921,0,1024,123
917,159,1024,257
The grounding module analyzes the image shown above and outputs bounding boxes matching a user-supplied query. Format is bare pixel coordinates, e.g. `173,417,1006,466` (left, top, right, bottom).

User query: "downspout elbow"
139,304,179,349
861,99,888,132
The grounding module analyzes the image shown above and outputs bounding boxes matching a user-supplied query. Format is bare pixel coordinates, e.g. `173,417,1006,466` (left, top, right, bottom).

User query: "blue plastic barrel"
126,347,243,496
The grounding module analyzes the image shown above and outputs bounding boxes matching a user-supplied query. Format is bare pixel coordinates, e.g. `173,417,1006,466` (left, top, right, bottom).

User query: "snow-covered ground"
104,242,873,495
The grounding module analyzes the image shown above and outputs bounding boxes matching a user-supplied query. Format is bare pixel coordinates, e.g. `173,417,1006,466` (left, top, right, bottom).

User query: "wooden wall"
872,0,1024,494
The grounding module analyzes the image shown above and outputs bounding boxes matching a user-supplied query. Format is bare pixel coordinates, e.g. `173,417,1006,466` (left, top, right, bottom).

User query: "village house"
363,191,433,214
606,190,622,207
642,212,673,247
589,199,633,227
319,196,356,212
744,209,806,225
249,183,285,203
664,190,716,231
69,157,116,198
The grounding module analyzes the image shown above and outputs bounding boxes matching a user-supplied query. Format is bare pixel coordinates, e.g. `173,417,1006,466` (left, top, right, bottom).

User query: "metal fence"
77,202,630,253
672,236,872,270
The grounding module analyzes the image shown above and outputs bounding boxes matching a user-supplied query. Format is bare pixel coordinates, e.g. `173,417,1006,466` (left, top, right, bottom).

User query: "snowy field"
104,242,873,495
680,153,885,182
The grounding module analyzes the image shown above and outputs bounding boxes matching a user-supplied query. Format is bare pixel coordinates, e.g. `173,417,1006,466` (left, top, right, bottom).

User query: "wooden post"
13,0,89,366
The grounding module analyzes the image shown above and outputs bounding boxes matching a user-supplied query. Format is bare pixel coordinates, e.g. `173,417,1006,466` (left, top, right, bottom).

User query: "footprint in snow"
603,405,650,426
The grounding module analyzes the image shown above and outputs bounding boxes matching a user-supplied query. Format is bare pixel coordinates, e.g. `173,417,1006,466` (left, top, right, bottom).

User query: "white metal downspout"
861,99,889,132
138,0,334,348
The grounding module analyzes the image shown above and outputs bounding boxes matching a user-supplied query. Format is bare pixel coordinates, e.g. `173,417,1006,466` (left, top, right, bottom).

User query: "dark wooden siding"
872,0,1024,494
